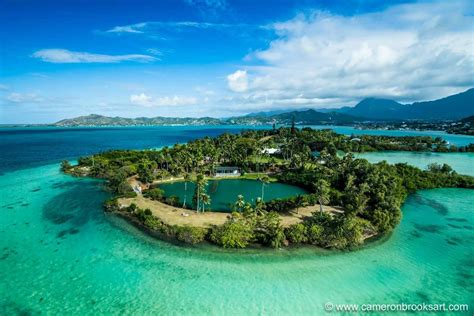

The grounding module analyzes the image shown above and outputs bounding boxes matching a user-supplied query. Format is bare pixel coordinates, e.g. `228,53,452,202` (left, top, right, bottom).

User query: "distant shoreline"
1,123,473,137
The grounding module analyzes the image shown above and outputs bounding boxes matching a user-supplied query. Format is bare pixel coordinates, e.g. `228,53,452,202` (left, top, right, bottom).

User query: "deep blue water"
0,126,265,173
1,125,472,174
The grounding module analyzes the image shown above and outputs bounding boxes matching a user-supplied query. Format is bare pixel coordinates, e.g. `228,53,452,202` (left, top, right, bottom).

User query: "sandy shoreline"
118,196,343,228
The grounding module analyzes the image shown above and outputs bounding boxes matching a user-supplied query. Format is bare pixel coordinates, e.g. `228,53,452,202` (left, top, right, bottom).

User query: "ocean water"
0,126,473,314
0,126,270,173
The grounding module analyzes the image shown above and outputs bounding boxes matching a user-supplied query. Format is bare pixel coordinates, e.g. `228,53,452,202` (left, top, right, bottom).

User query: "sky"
0,0,473,123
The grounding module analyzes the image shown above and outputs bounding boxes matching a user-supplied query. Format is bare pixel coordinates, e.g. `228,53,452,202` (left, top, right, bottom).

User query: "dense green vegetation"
67,127,474,249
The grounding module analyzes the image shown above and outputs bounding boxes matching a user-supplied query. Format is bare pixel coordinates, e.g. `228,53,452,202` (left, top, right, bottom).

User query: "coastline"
110,199,378,250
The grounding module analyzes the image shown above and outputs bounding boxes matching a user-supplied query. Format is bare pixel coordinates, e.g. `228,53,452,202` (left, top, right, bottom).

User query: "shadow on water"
42,180,109,235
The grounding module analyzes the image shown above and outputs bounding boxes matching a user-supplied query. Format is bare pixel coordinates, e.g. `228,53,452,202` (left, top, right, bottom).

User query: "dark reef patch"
413,194,449,216
31,188,41,192
42,180,109,227
2,202,21,208
51,182,71,189
415,291,430,302
445,236,462,246
0,302,39,316
455,257,474,289
447,224,462,229
57,227,80,238
446,217,468,223
413,223,443,234
0,247,18,261
410,230,422,238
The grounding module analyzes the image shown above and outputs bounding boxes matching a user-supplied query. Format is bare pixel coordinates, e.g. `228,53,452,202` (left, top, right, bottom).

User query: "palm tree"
200,193,211,212
182,172,191,208
295,194,304,214
314,179,330,214
234,194,245,213
260,175,270,201
255,197,266,216
193,174,207,212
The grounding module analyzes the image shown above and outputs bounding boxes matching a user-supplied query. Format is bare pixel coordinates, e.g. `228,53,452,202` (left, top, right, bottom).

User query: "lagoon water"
357,152,474,176
1,126,473,314
159,179,308,211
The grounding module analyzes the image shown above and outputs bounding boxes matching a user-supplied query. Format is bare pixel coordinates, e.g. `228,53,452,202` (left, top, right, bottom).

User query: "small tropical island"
62,127,474,249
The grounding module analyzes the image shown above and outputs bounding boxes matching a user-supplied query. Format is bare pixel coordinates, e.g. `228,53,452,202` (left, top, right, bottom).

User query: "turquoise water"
357,152,474,176
1,126,473,314
159,179,308,211
304,125,474,147
1,164,472,314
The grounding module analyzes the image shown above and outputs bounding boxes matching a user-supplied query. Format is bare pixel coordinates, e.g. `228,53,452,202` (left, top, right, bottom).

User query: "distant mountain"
54,114,222,127
343,98,406,119
407,89,474,120
343,88,474,120
244,108,311,117
460,115,474,124
53,89,473,127
229,109,364,125
54,110,364,127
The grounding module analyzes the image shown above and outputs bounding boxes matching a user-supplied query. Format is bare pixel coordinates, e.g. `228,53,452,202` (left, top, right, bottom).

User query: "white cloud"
32,49,157,64
6,92,44,103
184,0,227,17
184,0,227,10
195,86,216,96
227,0,474,108
103,21,254,35
146,48,163,56
227,70,248,92
106,23,147,34
130,93,198,107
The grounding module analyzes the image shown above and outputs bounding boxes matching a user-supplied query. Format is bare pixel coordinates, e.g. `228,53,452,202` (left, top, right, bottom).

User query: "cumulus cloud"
130,93,198,107
227,70,248,92
228,0,474,108
32,49,157,63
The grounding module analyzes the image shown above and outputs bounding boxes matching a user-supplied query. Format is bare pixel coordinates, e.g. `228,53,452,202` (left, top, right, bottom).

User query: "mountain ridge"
343,88,473,120
53,88,474,127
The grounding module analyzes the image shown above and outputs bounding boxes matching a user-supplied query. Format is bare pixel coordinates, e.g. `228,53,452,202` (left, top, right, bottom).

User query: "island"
4,88,470,135
62,127,474,249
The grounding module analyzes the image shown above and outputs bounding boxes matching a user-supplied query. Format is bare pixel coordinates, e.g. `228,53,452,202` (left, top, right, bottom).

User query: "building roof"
216,166,240,171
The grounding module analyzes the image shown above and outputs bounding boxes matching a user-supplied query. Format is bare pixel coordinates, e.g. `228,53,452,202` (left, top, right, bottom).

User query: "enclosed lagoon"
158,179,308,211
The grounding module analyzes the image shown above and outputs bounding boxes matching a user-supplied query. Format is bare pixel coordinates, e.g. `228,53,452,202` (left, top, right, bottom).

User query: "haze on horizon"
0,0,473,124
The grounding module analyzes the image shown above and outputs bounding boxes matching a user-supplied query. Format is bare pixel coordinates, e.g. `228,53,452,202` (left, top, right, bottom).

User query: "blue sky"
0,0,473,123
